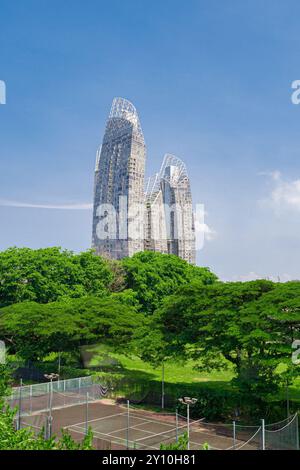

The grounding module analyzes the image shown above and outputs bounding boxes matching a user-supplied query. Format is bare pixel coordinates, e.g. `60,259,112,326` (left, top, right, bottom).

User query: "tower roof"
159,154,189,183
145,154,190,201
108,97,144,138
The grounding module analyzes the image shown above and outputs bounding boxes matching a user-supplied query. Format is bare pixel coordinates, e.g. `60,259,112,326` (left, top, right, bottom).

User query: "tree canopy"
122,251,217,314
1,246,300,406
0,247,113,307
148,280,300,396
0,296,143,361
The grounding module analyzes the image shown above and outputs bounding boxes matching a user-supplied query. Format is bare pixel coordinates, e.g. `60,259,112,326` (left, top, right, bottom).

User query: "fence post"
46,415,53,440
296,413,299,450
17,378,23,430
44,416,48,440
286,380,290,418
85,392,89,436
187,403,190,451
261,419,265,450
176,408,179,442
46,379,53,439
126,400,130,450
233,421,236,449
30,385,33,414
161,362,165,410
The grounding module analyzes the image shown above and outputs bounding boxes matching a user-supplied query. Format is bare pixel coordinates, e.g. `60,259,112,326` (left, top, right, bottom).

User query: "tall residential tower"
145,154,196,264
92,98,146,259
92,98,196,264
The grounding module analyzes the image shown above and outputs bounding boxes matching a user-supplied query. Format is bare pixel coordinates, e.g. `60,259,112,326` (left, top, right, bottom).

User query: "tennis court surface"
21,400,263,450
9,377,299,450
63,403,212,450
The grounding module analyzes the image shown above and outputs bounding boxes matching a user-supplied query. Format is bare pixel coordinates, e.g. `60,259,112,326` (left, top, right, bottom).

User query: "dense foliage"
0,246,300,426
0,247,113,307
0,296,143,361
122,251,217,314
148,280,300,398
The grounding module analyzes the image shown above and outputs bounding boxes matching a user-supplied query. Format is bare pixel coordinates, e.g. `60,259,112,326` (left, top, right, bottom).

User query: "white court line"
132,417,176,429
70,424,226,451
70,419,169,439
62,411,127,429
67,412,177,431
73,426,128,444
70,425,180,451
102,426,155,438
69,418,182,441
92,415,162,435
107,419,173,438
135,424,187,443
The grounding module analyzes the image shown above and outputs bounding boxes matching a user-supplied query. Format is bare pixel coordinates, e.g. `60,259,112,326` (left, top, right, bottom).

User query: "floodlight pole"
261,419,265,450
48,377,53,438
233,421,236,449
178,397,197,451
187,403,190,449
44,373,59,439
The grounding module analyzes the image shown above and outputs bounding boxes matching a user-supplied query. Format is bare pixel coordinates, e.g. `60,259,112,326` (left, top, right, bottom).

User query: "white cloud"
194,204,217,250
260,171,300,212
195,220,217,242
0,200,93,210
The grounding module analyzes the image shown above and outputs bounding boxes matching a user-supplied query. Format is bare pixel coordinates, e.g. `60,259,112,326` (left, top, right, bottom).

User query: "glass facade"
92,99,195,264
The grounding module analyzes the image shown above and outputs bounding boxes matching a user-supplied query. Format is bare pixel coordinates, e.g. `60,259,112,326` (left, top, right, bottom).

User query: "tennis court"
10,377,299,450
64,403,206,450
20,400,241,450
59,401,254,450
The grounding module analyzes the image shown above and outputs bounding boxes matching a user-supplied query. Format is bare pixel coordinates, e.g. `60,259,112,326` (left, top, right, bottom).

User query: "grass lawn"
80,344,300,405
81,344,235,385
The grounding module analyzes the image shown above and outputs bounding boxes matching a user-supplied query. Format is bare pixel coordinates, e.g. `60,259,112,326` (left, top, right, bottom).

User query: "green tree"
122,251,217,315
153,280,300,397
0,296,144,361
0,247,113,307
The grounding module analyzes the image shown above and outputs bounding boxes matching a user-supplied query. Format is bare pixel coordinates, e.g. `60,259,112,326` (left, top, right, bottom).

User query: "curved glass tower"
92,98,146,259
145,154,196,264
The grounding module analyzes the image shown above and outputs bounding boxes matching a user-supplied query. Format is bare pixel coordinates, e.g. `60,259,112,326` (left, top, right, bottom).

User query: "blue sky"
1,0,300,280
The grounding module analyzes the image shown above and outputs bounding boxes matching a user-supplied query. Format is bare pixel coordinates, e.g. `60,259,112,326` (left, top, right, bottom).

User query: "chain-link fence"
6,376,109,438
6,377,300,450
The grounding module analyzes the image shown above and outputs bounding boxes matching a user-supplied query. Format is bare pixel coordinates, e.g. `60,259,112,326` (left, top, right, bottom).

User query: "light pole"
178,397,198,450
44,373,59,438
126,400,130,450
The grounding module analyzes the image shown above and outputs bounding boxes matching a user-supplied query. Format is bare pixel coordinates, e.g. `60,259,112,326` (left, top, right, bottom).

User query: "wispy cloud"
0,200,93,210
260,171,300,212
